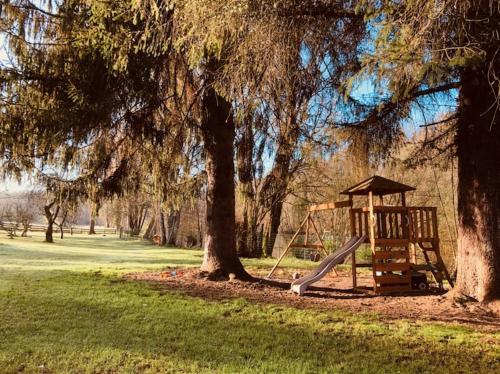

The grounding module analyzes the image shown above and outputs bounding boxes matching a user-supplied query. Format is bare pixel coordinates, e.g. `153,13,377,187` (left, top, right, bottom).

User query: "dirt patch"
124,268,500,332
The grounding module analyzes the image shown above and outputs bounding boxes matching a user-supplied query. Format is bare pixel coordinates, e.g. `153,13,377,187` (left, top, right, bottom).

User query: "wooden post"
368,192,376,255
305,214,310,245
349,196,357,289
401,192,406,207
368,191,377,292
431,207,454,287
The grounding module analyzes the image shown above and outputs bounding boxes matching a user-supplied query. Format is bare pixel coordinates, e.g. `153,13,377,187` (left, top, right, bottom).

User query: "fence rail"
0,222,117,235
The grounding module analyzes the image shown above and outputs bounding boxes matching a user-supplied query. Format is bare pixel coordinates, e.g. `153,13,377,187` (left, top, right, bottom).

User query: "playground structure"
268,175,454,296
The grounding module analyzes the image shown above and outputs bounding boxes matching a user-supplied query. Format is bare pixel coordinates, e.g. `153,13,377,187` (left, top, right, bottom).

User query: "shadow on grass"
1,271,496,373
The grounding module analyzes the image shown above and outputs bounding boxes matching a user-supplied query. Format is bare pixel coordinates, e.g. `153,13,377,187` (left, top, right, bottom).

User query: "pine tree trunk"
455,60,500,301
199,66,249,279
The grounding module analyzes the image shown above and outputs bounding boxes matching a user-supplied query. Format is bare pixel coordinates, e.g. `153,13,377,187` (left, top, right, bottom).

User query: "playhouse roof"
340,175,416,196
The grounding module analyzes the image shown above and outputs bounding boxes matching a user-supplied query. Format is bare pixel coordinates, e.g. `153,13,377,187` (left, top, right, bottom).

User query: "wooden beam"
368,191,377,292
374,238,410,246
309,200,352,212
362,206,408,213
373,262,411,272
374,274,411,284
289,244,324,249
373,250,409,260
354,263,373,268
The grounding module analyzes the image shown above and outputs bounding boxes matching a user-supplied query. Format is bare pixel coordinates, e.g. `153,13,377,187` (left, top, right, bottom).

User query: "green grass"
1,233,499,373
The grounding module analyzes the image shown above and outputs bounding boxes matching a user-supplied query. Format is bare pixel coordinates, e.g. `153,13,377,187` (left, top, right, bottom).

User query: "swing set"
268,175,454,295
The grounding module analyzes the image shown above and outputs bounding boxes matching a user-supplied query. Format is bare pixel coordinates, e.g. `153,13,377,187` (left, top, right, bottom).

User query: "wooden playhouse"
269,175,454,294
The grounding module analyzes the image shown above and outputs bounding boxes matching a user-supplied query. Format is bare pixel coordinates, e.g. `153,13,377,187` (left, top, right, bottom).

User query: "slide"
291,235,367,296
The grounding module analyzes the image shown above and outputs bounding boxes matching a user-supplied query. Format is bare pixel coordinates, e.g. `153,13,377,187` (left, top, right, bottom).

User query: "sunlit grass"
0,232,498,373
0,232,325,274
0,232,202,273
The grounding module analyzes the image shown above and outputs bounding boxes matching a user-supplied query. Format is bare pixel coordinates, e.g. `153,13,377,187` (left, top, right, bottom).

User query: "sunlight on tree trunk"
199,71,249,280
455,61,500,302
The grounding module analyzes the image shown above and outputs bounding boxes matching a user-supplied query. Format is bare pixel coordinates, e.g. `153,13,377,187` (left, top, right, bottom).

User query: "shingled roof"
340,175,416,196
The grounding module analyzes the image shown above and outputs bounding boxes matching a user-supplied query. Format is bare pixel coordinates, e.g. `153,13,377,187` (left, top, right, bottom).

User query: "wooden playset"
269,175,454,295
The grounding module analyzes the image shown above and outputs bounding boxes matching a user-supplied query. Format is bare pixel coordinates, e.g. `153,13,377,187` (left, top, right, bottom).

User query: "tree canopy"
1,0,498,300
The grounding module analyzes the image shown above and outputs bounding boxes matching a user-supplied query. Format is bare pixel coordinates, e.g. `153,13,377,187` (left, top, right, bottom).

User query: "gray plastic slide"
291,235,367,296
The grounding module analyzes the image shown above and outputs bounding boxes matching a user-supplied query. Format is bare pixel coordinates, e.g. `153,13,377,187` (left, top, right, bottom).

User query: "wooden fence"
1,222,117,236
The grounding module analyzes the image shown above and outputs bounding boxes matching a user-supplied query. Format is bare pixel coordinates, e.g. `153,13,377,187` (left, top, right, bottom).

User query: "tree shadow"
1,272,493,373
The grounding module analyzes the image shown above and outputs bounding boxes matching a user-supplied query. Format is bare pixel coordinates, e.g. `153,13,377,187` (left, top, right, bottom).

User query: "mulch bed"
124,268,500,332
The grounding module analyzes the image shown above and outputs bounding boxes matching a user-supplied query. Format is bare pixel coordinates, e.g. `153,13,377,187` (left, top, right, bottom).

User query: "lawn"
0,233,498,373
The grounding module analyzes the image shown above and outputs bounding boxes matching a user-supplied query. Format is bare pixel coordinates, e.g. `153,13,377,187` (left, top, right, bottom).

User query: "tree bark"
236,119,260,257
199,64,250,279
89,218,96,235
89,200,99,235
46,222,54,243
44,202,59,243
261,121,300,256
159,210,167,245
128,203,148,236
59,210,68,239
21,223,29,237
266,199,285,257
143,215,156,240
455,57,500,301
165,209,181,246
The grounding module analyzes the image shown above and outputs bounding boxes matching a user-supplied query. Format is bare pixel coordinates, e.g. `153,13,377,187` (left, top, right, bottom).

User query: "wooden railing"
407,207,438,242
350,206,438,243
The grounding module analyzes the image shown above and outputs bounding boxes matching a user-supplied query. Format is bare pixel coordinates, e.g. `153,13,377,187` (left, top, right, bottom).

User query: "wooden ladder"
418,241,454,288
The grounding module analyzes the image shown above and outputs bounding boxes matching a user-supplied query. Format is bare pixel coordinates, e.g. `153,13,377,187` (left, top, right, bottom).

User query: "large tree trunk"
199,68,249,279
455,57,500,301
